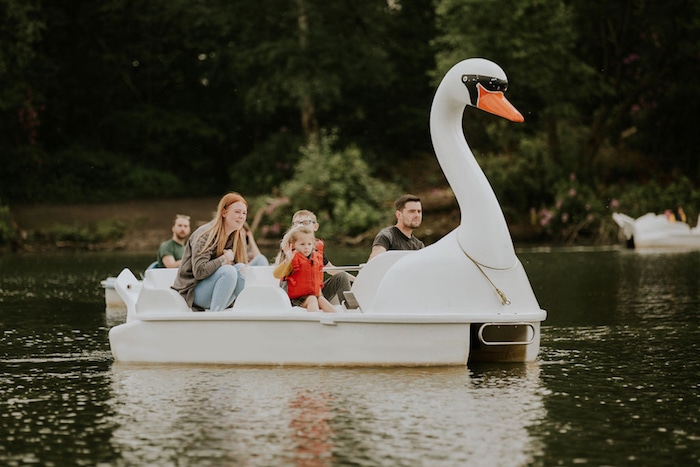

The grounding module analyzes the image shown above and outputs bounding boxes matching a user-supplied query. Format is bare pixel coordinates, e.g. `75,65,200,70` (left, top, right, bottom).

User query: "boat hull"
109,312,542,366
110,316,468,366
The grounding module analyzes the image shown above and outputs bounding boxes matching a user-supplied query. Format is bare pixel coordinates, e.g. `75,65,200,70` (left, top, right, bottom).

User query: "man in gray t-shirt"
368,194,424,261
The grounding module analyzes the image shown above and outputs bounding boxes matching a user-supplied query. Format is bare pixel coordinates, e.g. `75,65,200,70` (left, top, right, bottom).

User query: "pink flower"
538,209,553,227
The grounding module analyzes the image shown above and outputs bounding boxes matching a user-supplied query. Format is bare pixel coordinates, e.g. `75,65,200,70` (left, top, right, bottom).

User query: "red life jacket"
286,249,324,299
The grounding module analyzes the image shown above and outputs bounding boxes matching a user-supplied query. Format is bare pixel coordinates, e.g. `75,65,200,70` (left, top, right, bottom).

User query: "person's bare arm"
162,255,180,268
368,245,387,261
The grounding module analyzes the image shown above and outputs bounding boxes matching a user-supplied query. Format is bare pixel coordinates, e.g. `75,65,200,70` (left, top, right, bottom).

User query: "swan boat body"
108,58,547,366
612,212,700,249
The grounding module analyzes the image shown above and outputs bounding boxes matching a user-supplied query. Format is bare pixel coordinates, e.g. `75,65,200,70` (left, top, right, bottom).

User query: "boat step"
477,322,535,346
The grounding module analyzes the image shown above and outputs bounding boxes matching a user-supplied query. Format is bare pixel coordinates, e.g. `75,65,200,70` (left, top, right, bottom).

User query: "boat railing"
323,265,364,273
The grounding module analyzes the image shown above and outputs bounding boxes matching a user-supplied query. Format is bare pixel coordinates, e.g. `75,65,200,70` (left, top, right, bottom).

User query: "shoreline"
8,195,549,253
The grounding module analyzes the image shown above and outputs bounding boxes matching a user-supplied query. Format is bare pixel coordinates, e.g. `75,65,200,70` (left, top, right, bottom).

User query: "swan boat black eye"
461,74,508,105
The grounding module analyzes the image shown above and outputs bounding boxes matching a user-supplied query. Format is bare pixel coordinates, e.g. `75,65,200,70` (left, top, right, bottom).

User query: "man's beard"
403,219,421,230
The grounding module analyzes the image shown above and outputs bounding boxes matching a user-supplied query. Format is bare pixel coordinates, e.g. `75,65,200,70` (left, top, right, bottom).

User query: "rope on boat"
459,242,514,306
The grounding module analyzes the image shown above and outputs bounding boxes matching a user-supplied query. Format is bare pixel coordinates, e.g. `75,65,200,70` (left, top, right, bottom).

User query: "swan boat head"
430,58,523,269
365,58,541,316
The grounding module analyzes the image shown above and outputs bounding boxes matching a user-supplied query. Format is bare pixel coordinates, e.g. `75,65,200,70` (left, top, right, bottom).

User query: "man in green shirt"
156,214,191,268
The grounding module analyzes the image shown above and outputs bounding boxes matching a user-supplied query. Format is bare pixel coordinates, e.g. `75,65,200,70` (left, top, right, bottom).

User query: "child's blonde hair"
281,225,315,247
274,225,316,279
292,210,317,224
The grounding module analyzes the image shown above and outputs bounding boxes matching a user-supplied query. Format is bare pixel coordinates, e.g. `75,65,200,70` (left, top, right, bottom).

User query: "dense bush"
8,146,185,203
523,174,700,245
531,173,612,244
267,132,399,240
24,219,127,248
228,131,304,196
606,176,700,227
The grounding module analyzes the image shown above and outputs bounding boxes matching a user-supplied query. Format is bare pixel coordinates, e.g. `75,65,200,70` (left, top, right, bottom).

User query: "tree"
0,0,45,200
433,0,590,164
225,0,436,191
570,0,700,182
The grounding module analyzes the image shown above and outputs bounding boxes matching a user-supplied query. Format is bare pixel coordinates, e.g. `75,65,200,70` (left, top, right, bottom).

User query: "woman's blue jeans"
193,263,245,311
248,254,269,266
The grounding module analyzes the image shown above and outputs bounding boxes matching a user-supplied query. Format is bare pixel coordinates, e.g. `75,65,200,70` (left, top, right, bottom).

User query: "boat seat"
234,266,292,312
350,251,414,311
136,268,189,314
244,266,281,287
233,285,292,312
136,286,191,314
142,268,179,288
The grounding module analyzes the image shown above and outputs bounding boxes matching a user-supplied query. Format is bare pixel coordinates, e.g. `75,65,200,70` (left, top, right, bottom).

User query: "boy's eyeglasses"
293,220,315,226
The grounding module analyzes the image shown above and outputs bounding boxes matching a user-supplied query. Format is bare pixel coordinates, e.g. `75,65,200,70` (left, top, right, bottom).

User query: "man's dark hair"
395,194,421,211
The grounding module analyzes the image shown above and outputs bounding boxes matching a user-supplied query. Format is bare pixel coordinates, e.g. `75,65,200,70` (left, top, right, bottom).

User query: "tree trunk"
296,0,319,144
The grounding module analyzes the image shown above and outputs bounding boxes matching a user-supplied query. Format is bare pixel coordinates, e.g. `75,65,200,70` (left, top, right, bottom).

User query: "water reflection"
107,364,546,466
3,249,699,465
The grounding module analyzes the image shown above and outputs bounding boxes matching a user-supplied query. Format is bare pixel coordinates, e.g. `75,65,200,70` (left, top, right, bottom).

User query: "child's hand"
282,243,294,259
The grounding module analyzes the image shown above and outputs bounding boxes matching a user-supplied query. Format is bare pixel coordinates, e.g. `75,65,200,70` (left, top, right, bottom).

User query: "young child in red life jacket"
273,226,336,312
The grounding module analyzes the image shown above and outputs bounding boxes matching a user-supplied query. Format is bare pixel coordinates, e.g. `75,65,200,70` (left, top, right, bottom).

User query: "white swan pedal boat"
612,212,700,249
110,250,543,365
108,58,547,365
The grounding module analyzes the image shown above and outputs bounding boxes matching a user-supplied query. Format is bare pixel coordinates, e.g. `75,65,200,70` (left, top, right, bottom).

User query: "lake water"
1,247,699,466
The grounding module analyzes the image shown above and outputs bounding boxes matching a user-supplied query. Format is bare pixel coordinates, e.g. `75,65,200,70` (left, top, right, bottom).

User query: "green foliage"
2,146,189,203
13,145,184,203
0,0,44,111
527,175,700,244
570,0,700,178
0,0,698,241
477,130,558,222
25,219,127,247
229,130,304,195
532,174,608,243
275,132,399,239
607,176,700,227
100,107,227,188
0,198,18,246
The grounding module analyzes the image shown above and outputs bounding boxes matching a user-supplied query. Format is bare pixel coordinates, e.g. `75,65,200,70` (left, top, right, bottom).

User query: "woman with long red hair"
173,192,249,311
